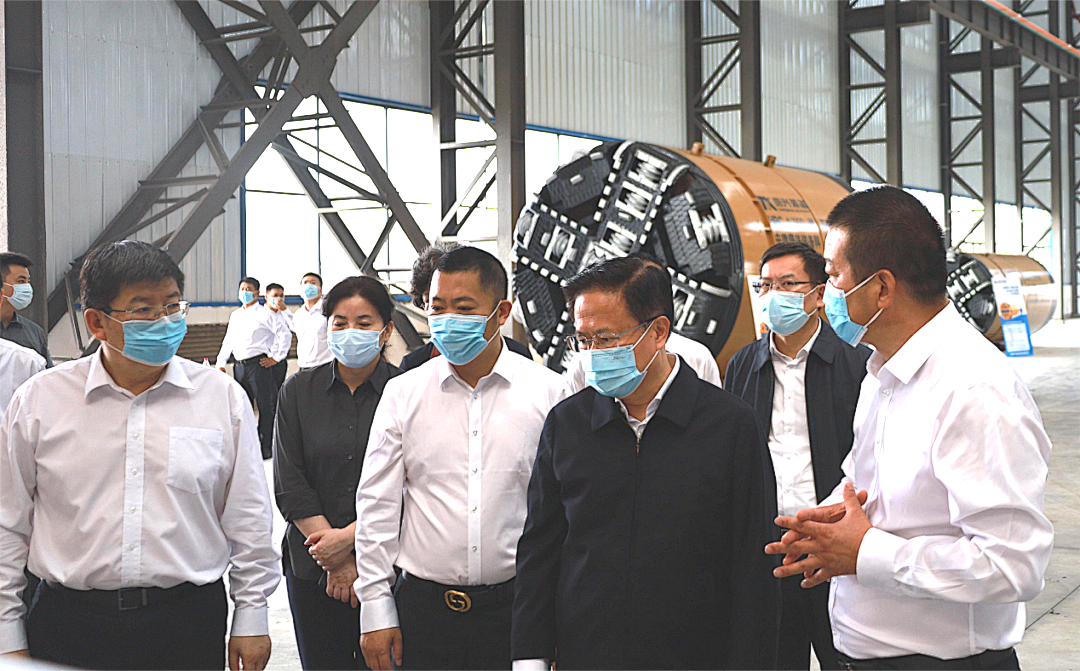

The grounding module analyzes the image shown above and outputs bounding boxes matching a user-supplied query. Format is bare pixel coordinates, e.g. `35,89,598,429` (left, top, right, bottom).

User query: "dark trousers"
26,579,227,670
273,359,289,387
235,358,279,458
285,564,366,670
778,575,839,670
393,571,512,671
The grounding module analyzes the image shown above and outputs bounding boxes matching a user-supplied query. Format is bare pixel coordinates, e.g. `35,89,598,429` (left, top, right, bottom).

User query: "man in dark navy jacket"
511,257,778,671
724,242,871,670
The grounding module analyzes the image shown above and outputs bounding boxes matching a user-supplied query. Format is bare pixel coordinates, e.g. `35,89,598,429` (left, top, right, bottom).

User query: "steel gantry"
1068,0,1080,317
46,0,429,347
428,0,525,273
684,0,762,160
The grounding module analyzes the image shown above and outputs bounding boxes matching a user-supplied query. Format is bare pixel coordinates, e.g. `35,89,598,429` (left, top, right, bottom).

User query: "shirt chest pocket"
168,427,224,494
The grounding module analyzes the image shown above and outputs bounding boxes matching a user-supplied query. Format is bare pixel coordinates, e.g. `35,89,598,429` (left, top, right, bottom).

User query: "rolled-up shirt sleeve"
273,379,322,522
0,389,34,653
220,389,281,636
355,384,405,633
857,381,1053,604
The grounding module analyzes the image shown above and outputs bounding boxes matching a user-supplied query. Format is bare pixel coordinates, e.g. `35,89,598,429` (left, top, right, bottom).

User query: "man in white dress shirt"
0,339,45,416
293,272,333,369
0,240,279,670
355,246,569,671
216,277,291,459
264,282,293,388
767,186,1053,670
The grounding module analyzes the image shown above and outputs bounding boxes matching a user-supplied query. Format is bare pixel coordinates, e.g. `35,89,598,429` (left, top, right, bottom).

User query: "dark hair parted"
826,185,947,304
302,272,323,286
1,252,33,281
323,276,394,327
760,242,828,286
432,246,508,306
409,242,461,308
563,256,675,326
240,277,260,291
265,283,284,294
79,241,185,311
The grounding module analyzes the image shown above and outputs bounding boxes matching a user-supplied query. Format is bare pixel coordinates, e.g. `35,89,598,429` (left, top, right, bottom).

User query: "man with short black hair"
294,272,333,369
263,283,292,387
0,240,279,669
216,277,291,459
725,242,871,670
0,252,52,367
356,246,569,671
767,186,1053,670
512,256,778,670
400,243,531,371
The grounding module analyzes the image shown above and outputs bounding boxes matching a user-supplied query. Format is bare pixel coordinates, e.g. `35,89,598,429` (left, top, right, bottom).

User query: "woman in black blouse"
273,276,401,670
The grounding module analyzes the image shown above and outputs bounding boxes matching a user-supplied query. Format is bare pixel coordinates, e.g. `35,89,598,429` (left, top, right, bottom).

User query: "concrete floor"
251,319,1080,671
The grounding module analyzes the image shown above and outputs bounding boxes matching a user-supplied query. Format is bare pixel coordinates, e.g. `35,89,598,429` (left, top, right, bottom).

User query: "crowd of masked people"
0,185,1054,671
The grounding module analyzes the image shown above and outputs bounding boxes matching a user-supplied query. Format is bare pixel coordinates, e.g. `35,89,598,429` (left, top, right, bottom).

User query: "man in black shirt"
0,252,52,366
511,257,778,670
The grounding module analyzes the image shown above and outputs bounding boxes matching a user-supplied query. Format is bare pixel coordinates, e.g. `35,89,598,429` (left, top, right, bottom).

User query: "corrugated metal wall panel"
761,0,838,174
42,0,244,304
902,21,939,192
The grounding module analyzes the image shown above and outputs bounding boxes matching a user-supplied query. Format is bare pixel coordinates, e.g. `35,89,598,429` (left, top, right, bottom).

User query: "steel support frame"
685,0,762,160
1012,1,1062,270
429,0,526,265
939,18,1000,251
840,0,914,187
3,0,47,329
1067,0,1080,316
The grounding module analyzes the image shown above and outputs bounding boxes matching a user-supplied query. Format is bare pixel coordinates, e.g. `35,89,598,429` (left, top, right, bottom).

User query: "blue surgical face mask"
3,283,33,311
824,273,884,347
328,326,385,369
428,305,500,366
103,310,188,367
268,295,284,310
239,289,255,305
580,320,661,398
759,286,819,336
301,283,320,301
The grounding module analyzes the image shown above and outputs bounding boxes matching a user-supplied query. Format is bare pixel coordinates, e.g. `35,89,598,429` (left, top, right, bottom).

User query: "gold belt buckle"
444,590,472,613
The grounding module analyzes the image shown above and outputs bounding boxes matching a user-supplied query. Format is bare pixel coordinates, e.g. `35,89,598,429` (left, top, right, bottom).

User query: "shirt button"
129,544,136,551
347,455,354,460
130,506,136,513
785,455,792,461
348,425,354,430
472,468,478,474
882,389,891,397
472,431,478,436
132,433,139,439
131,468,138,475
472,506,477,512
471,546,478,553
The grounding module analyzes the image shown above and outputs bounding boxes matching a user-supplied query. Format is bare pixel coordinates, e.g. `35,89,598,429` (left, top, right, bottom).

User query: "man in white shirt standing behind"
216,277,291,459
0,339,44,416
293,272,333,370
263,282,294,388
0,240,279,669
355,246,570,671
767,186,1053,670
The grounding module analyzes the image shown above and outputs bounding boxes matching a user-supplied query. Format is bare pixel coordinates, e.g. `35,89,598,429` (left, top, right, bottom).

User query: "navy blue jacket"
512,358,779,669
723,319,872,509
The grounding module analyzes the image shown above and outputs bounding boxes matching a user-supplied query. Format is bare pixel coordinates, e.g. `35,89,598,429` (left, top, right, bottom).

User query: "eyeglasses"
751,280,816,295
566,317,658,352
102,301,189,321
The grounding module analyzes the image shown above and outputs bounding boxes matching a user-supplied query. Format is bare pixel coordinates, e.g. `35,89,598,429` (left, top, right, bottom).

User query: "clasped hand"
764,482,872,588
306,527,358,607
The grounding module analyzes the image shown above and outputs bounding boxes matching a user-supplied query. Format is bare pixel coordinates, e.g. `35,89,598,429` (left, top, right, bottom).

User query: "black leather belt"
42,579,217,612
398,571,514,613
833,648,1019,665
237,354,269,365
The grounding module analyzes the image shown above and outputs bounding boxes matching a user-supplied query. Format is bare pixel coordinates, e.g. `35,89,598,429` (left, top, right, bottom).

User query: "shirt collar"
769,318,821,364
302,297,324,315
616,355,680,425
868,302,954,385
436,338,515,390
327,358,392,394
592,353,699,432
84,348,194,398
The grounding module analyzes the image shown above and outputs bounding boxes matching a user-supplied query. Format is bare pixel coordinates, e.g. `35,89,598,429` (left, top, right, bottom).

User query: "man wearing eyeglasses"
0,241,280,670
723,242,872,670
511,256,778,670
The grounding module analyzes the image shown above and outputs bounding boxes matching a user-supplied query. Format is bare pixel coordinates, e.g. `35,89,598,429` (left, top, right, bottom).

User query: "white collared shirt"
0,351,281,653
565,331,721,392
828,303,1053,660
617,355,680,440
215,303,291,367
292,298,333,368
355,343,571,633
0,339,45,416
768,320,821,518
